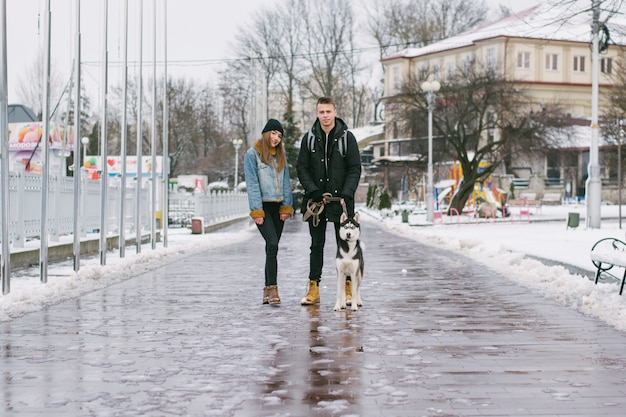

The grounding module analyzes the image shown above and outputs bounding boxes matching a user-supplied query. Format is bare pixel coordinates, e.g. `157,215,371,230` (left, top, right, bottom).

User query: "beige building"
378,3,626,203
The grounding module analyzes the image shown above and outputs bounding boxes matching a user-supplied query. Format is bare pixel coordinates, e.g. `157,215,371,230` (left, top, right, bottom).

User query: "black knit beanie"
262,119,284,135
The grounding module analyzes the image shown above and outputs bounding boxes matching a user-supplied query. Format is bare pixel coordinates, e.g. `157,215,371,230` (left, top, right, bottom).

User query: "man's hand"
310,190,323,202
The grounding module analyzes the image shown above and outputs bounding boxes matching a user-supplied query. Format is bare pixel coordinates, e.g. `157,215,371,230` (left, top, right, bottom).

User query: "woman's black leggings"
256,202,285,286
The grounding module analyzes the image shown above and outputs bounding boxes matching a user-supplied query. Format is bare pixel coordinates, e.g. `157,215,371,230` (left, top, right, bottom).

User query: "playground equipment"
438,161,508,217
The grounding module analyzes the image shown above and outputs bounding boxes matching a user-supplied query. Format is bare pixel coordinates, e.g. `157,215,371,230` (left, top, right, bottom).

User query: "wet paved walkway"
2,214,626,416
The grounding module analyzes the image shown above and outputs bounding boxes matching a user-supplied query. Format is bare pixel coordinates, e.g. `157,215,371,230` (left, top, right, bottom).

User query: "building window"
487,48,496,70
517,51,530,69
418,63,428,80
447,62,455,80
573,55,586,72
392,66,400,92
545,53,558,71
433,64,440,81
546,151,562,185
390,142,399,156
601,57,613,74
463,54,474,74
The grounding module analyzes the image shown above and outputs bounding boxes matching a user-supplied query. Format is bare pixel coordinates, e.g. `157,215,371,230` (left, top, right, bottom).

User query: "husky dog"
334,212,364,311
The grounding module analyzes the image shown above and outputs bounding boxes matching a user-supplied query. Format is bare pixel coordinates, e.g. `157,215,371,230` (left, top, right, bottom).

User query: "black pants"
256,202,285,286
307,217,342,283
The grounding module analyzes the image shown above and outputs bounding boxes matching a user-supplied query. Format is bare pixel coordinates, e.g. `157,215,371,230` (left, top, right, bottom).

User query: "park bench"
590,237,626,295
541,192,562,205
508,192,541,216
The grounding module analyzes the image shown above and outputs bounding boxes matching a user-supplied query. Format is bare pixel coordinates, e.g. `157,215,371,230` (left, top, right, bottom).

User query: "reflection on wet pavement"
2,216,626,416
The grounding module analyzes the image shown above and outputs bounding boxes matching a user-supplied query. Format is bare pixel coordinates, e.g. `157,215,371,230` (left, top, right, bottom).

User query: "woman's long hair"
258,131,286,172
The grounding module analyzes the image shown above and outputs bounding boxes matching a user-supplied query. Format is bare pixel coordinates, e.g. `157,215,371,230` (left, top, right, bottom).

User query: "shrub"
378,188,392,210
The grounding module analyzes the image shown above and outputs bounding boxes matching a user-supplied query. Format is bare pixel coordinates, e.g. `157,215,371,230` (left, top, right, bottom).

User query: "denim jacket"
243,140,293,219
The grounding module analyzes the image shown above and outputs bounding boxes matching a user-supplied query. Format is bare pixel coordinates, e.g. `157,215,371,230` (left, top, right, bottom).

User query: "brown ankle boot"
267,285,280,305
262,286,270,304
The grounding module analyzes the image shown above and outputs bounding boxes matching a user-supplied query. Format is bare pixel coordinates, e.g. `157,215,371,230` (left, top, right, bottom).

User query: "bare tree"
16,55,65,120
601,58,626,180
234,0,307,173
192,87,233,182
299,0,355,102
235,5,284,119
395,62,570,213
366,0,488,62
219,59,256,145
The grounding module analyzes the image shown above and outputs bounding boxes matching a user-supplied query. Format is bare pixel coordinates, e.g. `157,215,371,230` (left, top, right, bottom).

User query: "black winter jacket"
296,117,362,222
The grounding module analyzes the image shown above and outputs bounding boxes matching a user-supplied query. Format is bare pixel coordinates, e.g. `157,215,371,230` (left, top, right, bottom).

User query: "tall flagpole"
150,0,157,249
72,0,82,271
99,0,109,265
39,0,52,283
135,0,144,253
119,0,129,257
1,0,11,294
162,0,169,247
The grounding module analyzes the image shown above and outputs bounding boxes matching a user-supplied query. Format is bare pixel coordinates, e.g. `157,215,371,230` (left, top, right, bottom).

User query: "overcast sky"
5,0,539,107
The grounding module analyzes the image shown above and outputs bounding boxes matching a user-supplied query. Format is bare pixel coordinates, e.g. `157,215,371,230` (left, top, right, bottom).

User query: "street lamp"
81,137,90,166
421,80,441,223
232,139,243,189
619,119,624,229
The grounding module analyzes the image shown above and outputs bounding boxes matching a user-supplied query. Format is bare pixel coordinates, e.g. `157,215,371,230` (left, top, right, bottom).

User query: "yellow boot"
300,280,320,305
345,279,352,306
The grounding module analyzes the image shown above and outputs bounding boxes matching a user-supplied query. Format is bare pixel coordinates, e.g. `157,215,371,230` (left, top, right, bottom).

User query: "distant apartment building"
379,4,626,203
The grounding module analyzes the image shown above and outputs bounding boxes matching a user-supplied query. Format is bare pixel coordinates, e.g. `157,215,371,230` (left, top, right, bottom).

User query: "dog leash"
302,192,345,227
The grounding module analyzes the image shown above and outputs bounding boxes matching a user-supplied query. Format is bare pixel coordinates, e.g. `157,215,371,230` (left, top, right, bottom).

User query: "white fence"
168,189,249,228
1,171,249,249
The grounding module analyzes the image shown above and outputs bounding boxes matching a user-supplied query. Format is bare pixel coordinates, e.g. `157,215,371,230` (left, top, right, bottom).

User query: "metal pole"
235,147,239,188
0,0,11,294
426,95,434,223
39,0,52,283
82,137,88,162
135,0,144,254
99,0,109,265
421,80,440,223
72,0,82,271
619,119,623,229
162,0,169,248
587,0,602,228
151,0,157,249
119,0,129,258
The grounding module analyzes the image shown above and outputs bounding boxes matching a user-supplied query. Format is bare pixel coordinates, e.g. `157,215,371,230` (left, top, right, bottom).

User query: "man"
297,96,362,305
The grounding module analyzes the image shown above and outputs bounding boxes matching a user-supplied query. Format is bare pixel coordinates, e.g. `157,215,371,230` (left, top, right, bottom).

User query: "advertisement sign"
7,122,73,173
84,156,164,178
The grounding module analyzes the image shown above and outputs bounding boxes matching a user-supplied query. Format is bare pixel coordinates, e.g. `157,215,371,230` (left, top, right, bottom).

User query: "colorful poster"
83,156,164,177
8,122,73,151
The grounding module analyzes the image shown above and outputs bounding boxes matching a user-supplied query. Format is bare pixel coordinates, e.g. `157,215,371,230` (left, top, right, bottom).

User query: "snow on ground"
2,204,626,333
361,203,626,332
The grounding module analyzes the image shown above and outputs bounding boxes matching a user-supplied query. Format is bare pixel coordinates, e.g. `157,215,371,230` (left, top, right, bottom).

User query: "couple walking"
243,97,362,305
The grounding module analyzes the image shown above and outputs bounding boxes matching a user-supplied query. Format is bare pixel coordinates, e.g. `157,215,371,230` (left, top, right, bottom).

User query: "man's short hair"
317,96,335,107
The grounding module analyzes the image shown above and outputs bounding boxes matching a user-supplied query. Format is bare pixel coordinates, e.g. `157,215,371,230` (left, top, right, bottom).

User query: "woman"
243,119,293,305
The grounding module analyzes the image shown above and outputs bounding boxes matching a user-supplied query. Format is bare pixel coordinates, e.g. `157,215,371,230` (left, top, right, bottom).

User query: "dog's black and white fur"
334,212,364,311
